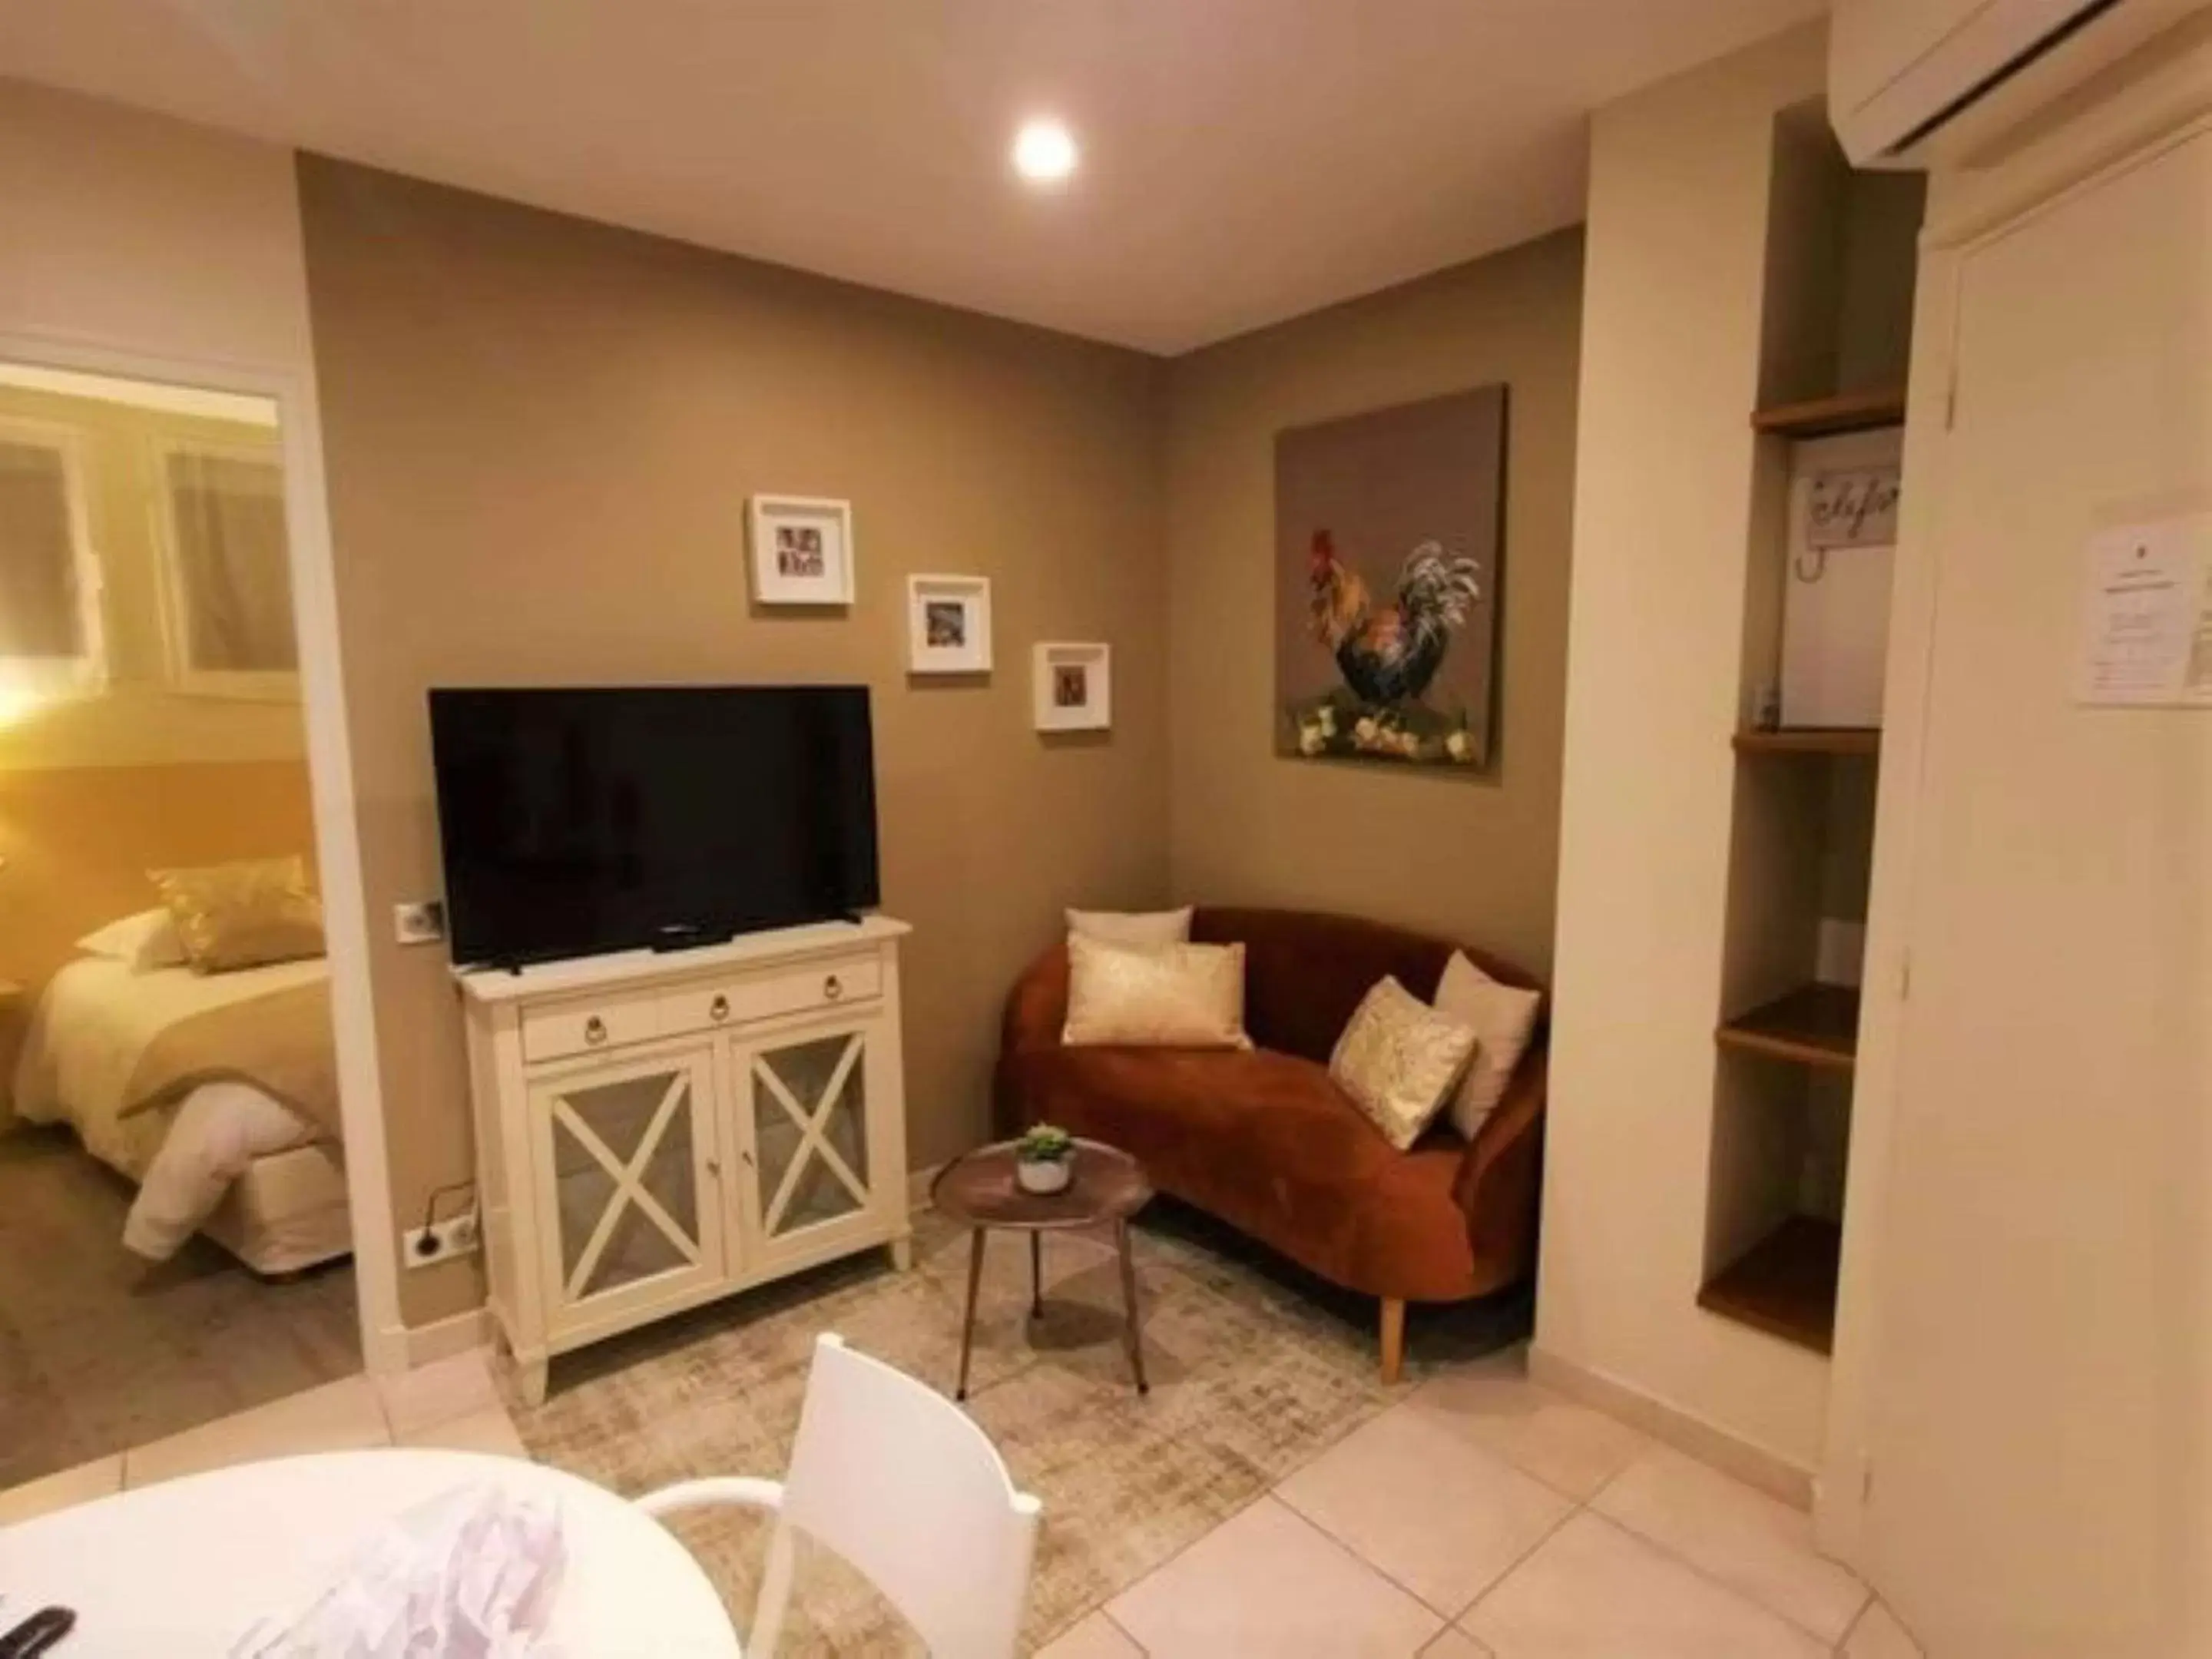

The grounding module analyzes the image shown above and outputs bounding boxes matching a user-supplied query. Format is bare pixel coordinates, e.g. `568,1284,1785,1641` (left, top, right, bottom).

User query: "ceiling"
0,0,1823,354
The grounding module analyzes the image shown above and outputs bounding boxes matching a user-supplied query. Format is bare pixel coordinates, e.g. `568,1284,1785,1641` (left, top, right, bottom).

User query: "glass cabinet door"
533,1047,723,1332
746,1024,877,1259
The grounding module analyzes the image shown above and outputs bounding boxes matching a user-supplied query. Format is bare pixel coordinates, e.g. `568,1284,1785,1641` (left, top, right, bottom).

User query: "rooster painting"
1273,384,1506,770
1308,530,1483,705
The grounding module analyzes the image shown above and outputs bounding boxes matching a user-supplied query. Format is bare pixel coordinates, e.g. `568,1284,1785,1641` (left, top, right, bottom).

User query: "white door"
529,1043,726,1344
732,1013,889,1273
1861,133,2211,1656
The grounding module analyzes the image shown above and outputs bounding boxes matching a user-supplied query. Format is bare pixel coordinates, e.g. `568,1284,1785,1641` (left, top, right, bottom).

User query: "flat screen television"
427,686,880,967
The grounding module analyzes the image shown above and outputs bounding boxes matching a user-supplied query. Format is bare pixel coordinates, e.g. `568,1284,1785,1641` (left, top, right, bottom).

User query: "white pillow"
1432,952,1542,1141
75,908,188,974
1065,906,1194,949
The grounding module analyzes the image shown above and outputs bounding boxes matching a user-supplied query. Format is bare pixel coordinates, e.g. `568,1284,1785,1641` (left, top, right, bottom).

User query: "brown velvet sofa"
994,906,1548,1382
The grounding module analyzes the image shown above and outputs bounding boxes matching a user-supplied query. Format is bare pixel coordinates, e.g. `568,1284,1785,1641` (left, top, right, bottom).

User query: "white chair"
636,1333,1042,1659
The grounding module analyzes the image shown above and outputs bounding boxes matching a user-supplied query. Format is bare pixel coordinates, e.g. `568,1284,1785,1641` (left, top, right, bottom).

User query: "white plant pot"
1015,1157,1072,1195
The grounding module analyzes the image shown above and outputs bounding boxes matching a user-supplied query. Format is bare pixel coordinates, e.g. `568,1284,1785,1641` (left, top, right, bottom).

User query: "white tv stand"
454,916,913,1403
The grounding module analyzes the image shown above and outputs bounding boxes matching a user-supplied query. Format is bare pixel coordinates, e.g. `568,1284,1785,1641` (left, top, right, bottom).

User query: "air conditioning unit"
1830,0,2206,166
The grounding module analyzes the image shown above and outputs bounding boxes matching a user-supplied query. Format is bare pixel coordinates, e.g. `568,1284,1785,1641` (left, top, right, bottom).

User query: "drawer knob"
709,994,730,1022
584,1015,608,1046
823,974,843,1002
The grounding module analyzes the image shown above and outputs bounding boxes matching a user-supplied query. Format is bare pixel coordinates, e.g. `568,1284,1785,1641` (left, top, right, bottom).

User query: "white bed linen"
14,955,337,1263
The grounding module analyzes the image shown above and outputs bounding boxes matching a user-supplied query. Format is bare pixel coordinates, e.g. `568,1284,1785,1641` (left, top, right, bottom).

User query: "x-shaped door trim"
554,1071,700,1303
754,1035,869,1235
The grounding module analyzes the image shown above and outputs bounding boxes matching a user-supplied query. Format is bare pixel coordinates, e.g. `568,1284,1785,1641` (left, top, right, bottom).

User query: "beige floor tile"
1419,1628,1495,1657
1842,1599,1925,1658
376,1349,502,1439
0,1454,124,1525
400,1406,531,1459
1591,1445,1869,1643
1406,1365,1647,1502
1036,1610,1147,1658
126,1374,389,1488
1464,1513,1827,1658
1277,1402,1572,1615
1108,1495,1443,1657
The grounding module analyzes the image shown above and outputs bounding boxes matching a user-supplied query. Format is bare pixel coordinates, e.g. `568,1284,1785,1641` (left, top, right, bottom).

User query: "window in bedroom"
0,418,104,708
157,441,298,698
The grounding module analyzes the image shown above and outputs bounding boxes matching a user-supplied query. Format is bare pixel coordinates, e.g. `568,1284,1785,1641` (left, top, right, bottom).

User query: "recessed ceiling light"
1012,119,1078,186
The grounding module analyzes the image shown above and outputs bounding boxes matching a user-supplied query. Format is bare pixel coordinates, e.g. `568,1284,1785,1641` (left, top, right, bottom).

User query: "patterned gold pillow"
1330,975,1480,1151
1062,935,1251,1049
149,855,326,975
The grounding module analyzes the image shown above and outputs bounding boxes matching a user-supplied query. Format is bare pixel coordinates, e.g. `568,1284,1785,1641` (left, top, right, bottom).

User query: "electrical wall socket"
394,899,446,946
403,1208,480,1268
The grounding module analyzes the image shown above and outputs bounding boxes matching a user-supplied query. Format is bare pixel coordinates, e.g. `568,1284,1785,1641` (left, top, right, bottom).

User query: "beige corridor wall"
1162,230,1584,975
296,159,1171,1326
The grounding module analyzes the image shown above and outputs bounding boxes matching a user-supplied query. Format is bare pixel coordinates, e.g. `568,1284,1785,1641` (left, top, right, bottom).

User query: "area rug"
514,1204,1528,1654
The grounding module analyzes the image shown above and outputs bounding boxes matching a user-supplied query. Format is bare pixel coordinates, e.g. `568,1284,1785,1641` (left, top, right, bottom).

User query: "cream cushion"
1432,951,1542,1141
76,907,189,973
1330,975,1479,1151
1065,906,1194,949
1062,935,1250,1048
149,855,326,975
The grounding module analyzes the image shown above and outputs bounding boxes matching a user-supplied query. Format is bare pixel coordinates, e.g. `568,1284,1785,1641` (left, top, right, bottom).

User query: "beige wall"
296,158,1171,1325
1162,230,1584,976
1537,24,1836,1474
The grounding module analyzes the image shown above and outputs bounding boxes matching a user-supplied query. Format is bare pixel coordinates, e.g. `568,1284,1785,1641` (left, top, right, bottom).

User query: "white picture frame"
1032,641,1111,732
906,575,992,674
748,495,856,606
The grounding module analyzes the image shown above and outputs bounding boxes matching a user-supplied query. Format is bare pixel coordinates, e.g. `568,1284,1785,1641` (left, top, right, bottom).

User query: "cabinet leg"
513,1356,549,1409
1029,1230,1044,1319
889,1234,915,1273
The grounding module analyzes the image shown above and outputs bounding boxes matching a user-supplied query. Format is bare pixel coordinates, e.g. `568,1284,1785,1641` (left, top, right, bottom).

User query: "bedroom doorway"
0,359,359,1488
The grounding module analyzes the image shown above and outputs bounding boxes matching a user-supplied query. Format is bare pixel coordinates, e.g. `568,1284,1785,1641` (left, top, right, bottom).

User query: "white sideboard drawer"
522,997,659,1063
660,955,882,1038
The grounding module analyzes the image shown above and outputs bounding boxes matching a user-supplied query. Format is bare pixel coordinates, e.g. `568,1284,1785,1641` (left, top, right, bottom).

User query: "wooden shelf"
1700,1217,1842,1355
1733,727,1879,757
1715,984,1861,1071
1751,386,1907,439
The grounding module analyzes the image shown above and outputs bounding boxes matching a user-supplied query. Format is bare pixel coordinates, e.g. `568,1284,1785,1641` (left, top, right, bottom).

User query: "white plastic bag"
232,1484,568,1658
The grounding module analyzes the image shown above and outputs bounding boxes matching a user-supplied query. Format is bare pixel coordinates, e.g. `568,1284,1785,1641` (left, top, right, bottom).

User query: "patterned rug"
514,1204,1528,1654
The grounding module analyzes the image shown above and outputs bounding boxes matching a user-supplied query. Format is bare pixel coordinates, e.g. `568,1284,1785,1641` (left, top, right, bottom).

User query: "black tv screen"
428,686,881,967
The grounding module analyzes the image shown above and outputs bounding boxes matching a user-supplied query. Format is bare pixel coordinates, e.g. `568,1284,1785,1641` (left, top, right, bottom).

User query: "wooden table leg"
956,1227,986,1401
1029,1230,1044,1319
1116,1220,1149,1395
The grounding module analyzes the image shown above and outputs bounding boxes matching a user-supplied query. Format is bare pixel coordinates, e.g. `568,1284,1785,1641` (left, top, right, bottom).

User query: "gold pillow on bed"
149,856,326,975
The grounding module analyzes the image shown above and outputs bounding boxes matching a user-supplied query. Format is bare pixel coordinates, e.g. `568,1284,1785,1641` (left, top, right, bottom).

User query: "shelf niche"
1700,98,1922,1359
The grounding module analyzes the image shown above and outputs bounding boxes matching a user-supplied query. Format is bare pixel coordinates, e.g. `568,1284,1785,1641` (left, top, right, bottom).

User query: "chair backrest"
780,1333,1041,1659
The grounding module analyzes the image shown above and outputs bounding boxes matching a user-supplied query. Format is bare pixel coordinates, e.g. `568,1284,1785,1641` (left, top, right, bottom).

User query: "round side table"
931,1138,1154,1399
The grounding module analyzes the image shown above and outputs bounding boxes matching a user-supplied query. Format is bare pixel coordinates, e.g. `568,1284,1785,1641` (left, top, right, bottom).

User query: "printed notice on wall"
2075,515,2212,707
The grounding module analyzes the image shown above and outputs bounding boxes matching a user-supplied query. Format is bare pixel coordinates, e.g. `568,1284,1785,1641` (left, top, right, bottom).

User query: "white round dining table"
0,1448,743,1656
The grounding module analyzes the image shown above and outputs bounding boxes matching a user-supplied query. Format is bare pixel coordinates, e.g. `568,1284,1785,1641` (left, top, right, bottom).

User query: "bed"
12,955,351,1275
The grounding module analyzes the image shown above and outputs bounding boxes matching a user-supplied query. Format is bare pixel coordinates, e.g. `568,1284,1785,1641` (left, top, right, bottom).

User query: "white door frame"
0,326,407,1376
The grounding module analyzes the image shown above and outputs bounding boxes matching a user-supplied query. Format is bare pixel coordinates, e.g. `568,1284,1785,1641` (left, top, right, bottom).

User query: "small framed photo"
749,495,856,606
906,575,993,675
1032,642,1111,732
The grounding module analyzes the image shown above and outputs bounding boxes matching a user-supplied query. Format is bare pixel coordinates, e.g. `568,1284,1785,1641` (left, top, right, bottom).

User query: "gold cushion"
1330,975,1479,1151
1062,935,1251,1049
149,855,326,975
1065,906,1194,949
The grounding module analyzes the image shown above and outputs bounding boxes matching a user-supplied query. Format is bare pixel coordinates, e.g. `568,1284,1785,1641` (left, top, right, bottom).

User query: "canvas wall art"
1274,386,1507,770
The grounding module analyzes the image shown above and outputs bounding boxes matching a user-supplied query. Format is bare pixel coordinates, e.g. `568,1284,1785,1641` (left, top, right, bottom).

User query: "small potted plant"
1014,1124,1076,1194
